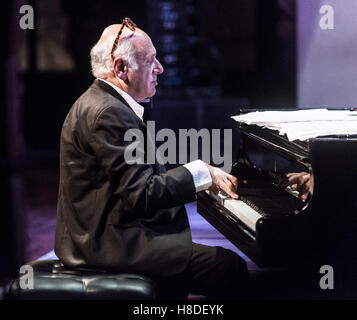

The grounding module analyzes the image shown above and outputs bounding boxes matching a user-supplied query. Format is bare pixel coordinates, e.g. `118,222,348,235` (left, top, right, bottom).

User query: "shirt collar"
98,78,144,121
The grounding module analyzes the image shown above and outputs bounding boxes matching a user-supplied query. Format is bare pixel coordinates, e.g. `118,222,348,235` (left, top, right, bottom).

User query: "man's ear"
113,58,127,80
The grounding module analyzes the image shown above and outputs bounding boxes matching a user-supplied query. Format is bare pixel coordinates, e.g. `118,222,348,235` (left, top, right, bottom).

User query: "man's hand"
206,164,238,199
281,172,312,201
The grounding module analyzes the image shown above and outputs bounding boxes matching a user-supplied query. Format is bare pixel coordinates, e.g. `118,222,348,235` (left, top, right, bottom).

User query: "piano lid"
232,108,357,141
232,108,357,165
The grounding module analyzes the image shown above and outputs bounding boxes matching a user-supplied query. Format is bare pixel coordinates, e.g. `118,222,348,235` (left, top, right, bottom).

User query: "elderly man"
55,18,248,299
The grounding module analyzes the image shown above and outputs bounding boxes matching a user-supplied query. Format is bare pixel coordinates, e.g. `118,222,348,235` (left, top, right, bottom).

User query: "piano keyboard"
224,199,262,232
206,179,304,232
206,191,263,232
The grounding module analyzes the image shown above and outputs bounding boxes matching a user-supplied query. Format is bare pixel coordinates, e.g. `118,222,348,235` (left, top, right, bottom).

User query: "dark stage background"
1,0,296,286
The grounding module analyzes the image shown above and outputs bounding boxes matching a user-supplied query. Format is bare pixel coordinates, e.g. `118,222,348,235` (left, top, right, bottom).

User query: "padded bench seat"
6,260,156,300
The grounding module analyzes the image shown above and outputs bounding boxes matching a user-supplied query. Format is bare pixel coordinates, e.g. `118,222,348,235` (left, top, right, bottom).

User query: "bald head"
90,23,152,79
97,23,150,53
98,24,122,45
98,24,129,46
90,22,163,101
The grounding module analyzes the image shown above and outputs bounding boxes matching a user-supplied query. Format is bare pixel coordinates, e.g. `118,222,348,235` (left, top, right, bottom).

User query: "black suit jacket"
55,79,196,276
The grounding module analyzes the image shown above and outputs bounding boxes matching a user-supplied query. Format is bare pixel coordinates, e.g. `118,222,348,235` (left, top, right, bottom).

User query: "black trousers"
153,242,249,300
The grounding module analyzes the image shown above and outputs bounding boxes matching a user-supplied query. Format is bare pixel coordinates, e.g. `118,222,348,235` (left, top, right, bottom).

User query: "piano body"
197,109,357,275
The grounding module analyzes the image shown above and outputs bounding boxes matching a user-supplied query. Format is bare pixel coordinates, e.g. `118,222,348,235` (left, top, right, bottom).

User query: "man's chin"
148,88,156,97
140,88,156,101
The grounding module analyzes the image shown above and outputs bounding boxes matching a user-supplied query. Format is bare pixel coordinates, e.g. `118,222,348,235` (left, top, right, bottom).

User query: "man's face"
127,35,164,101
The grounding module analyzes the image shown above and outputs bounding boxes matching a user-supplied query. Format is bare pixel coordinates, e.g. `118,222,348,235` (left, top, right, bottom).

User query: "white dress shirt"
98,78,212,192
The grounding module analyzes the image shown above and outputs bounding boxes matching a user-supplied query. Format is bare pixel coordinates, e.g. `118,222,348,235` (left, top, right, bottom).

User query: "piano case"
197,117,357,270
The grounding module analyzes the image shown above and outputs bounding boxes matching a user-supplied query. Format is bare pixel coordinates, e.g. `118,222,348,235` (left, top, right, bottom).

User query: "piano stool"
5,260,156,300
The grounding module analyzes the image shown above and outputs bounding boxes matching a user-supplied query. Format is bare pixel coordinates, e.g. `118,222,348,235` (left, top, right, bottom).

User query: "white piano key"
206,190,229,205
223,199,262,232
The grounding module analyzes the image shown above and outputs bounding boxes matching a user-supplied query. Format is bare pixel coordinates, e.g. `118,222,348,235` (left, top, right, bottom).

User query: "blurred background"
2,0,357,290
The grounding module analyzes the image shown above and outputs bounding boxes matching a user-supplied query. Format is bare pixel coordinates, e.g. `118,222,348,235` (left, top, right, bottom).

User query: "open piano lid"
232,107,357,165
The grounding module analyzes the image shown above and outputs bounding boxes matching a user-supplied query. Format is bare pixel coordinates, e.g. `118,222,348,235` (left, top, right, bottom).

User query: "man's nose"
154,58,164,75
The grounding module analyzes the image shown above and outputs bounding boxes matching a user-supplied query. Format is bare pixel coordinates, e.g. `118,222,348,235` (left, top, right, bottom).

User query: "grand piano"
197,109,357,285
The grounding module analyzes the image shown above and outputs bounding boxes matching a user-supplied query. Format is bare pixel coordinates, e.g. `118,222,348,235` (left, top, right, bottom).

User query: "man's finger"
210,185,220,195
286,172,304,178
287,175,303,186
223,176,235,191
226,174,238,190
220,181,238,199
